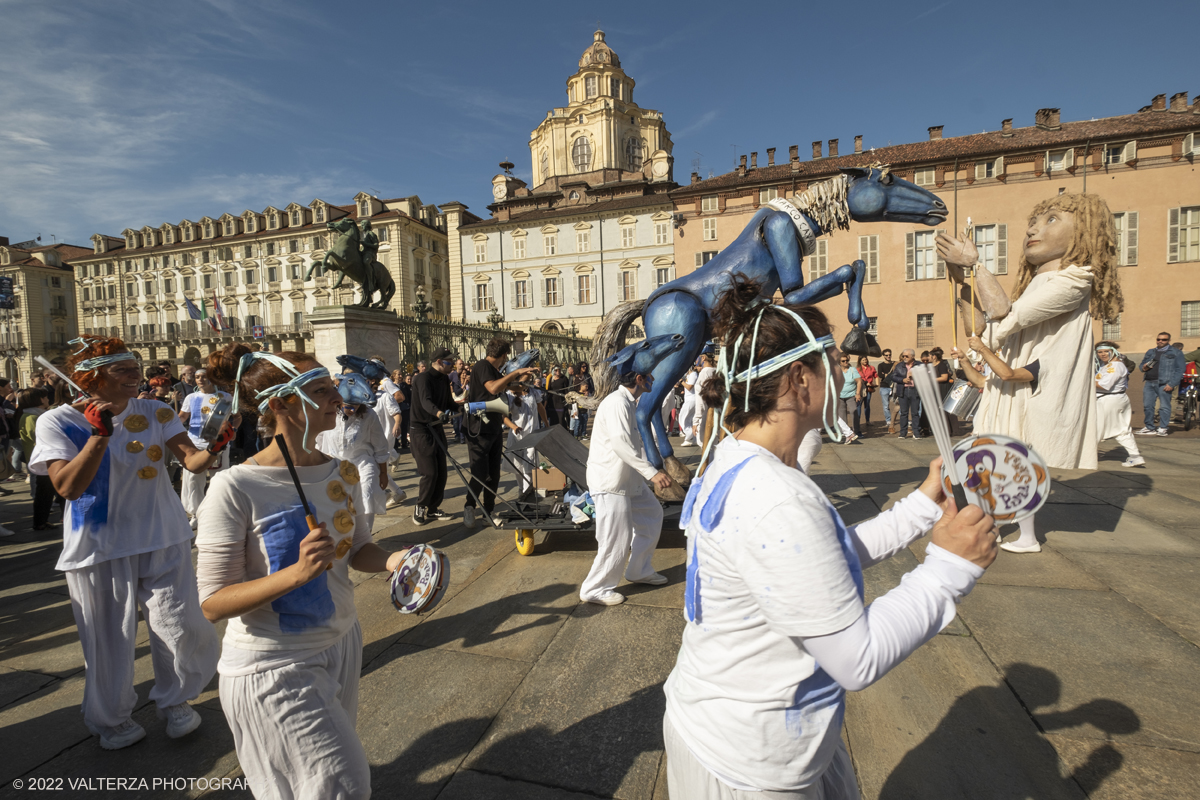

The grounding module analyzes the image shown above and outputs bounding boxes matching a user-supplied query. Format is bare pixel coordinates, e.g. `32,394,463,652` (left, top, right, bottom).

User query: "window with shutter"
701,195,718,212
914,167,935,186
808,240,828,282
577,275,594,304
1124,211,1138,265
1168,207,1180,263
577,231,591,252
621,226,635,248
702,219,717,241
858,235,879,283
905,232,915,281
1182,133,1196,156
1102,316,1122,341
759,187,778,204
935,229,947,279
996,224,1007,274
513,238,525,259
655,222,669,245
974,160,995,179
1176,207,1200,262
974,225,997,274
1122,141,1137,163
1183,302,1200,338
544,234,557,255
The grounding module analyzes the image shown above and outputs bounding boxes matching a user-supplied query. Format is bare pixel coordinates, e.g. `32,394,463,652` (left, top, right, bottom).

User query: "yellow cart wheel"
515,528,536,556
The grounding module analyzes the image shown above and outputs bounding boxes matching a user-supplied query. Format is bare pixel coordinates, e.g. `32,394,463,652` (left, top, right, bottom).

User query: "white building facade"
445,30,677,336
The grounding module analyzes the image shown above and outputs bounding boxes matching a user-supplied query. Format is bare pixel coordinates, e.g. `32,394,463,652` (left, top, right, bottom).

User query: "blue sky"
1,0,1192,246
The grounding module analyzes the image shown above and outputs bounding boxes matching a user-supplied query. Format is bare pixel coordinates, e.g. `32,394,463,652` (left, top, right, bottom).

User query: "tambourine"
941,433,1050,524
390,544,449,614
199,396,234,442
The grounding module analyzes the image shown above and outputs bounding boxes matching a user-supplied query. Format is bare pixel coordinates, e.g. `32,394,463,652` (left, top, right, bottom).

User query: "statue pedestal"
310,306,400,372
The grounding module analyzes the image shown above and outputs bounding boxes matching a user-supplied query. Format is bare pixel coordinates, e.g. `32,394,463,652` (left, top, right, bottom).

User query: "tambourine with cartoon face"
941,433,1050,524
389,544,450,615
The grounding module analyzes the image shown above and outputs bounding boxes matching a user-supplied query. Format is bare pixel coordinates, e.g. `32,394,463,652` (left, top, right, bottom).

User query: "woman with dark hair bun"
664,276,999,799
29,335,234,750
196,342,411,799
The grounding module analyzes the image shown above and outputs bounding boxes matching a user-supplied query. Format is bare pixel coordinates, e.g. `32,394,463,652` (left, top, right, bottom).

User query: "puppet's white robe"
976,264,1097,470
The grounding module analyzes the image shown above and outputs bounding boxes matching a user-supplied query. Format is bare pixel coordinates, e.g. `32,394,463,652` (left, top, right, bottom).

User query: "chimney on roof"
1001,118,1013,135
738,155,747,176
1034,108,1060,130
767,147,776,166
1151,93,1167,111
828,139,839,157
1194,95,1200,114
812,141,823,159
853,135,862,154
691,172,700,184
750,151,758,169
789,145,799,163
928,126,943,140
1170,92,1189,112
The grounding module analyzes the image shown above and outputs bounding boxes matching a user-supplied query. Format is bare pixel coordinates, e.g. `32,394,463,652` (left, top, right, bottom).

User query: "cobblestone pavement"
1,409,1197,798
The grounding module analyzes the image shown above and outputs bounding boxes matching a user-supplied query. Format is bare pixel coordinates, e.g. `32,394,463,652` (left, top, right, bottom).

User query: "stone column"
309,305,401,372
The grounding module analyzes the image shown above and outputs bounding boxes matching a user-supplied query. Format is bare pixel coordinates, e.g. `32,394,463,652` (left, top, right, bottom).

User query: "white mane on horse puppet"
588,166,947,499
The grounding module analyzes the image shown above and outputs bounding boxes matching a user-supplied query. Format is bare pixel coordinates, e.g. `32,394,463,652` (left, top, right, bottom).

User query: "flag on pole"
184,296,204,321
212,291,228,330
198,295,218,331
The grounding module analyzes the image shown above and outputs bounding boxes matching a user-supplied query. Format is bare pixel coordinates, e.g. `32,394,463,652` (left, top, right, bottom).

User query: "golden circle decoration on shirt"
333,508,354,534
126,440,144,454
200,406,210,416
146,445,163,462
335,538,353,559
155,407,174,425
339,461,360,485
137,466,157,480
124,414,149,433
326,481,346,502
208,396,220,406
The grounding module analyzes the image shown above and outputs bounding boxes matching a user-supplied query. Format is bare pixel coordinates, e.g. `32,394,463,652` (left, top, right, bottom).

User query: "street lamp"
410,285,432,320
487,303,504,328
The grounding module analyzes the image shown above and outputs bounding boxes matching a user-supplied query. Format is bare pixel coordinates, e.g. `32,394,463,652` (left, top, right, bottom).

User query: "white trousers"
797,428,823,475
181,448,229,517
581,490,664,600
664,714,860,800
64,540,219,733
220,622,369,800
1112,430,1141,458
680,395,698,443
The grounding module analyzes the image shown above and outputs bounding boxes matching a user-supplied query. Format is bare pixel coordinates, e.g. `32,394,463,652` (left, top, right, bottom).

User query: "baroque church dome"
578,30,620,69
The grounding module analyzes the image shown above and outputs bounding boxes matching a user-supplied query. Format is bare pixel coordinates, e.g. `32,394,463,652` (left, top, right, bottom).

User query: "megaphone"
466,397,510,424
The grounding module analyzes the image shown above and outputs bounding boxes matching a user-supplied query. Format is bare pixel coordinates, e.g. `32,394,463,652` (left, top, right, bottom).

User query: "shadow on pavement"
879,664,1140,800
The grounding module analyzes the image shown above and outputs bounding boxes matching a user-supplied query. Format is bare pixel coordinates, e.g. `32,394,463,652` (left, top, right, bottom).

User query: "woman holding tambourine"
29,335,235,751
196,343,410,799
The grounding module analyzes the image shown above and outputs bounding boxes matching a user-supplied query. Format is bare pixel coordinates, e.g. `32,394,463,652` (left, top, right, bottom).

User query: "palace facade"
67,195,449,366
0,239,85,384
444,31,677,337
669,93,1200,355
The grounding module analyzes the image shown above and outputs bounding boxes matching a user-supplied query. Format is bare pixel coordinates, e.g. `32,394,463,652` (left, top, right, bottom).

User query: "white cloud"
675,110,720,139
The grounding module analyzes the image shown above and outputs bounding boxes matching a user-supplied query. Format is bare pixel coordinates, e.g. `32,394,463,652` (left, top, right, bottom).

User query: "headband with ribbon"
68,338,138,375
232,352,329,452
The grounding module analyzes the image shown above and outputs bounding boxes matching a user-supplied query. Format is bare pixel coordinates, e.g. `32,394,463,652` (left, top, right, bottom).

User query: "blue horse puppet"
592,166,946,488
606,334,687,379
503,347,540,376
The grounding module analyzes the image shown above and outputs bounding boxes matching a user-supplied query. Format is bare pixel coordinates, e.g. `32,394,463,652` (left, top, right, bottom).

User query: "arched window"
291,210,301,225
572,137,592,171
585,75,597,98
541,150,549,182
626,138,643,170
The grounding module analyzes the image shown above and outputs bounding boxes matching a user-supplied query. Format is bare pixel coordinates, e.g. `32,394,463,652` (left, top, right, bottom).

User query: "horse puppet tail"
590,299,646,400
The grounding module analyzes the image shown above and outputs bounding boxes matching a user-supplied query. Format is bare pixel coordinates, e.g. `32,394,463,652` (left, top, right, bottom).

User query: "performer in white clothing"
581,365,673,605
178,368,231,526
505,382,547,500
679,366,700,446
197,343,412,800
1095,342,1143,467
666,277,996,799
316,372,399,533
30,335,232,750
692,354,718,448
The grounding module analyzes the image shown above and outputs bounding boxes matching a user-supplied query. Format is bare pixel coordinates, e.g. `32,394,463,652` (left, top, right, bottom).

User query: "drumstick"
911,364,970,511
274,434,332,571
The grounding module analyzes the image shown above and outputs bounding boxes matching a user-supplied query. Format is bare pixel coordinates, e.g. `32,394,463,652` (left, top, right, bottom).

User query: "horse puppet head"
503,348,540,376
606,334,686,382
842,166,947,226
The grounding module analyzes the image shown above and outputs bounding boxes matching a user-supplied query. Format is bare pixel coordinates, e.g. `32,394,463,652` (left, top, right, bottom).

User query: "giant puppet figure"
937,192,1123,472
592,166,947,494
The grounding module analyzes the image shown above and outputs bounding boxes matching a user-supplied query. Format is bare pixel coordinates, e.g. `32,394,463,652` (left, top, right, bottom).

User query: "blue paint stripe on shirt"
63,425,110,529
261,505,335,633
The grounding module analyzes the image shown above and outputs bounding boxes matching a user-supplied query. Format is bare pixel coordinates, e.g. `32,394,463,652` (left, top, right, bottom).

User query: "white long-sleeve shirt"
586,385,659,495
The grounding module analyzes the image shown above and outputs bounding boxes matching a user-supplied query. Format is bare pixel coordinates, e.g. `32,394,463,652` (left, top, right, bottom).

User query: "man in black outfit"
463,337,536,529
410,347,462,525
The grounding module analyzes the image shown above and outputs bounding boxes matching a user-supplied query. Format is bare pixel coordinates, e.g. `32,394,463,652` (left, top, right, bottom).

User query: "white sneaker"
0,524,15,538
584,590,625,606
1122,456,1146,467
164,703,201,739
188,516,198,531
463,507,476,528
386,490,407,509
1134,426,1155,435
1000,541,1042,554
1155,428,1168,436
627,572,668,586
492,515,504,528
100,719,146,750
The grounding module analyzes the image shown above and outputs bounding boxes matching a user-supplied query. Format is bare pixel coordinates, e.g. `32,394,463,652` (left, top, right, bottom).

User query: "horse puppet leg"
783,260,880,357
639,292,709,500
